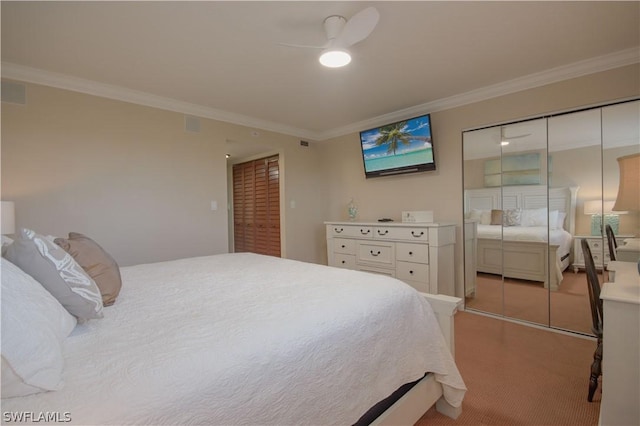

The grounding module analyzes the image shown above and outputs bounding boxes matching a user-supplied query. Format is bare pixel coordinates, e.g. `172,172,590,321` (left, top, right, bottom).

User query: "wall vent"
184,115,201,133
1,81,26,105
300,140,310,147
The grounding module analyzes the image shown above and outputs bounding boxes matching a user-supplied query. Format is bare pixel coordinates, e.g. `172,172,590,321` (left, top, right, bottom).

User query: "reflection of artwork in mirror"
484,153,541,187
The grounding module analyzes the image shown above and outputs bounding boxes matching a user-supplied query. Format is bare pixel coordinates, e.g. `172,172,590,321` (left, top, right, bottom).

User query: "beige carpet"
465,270,600,335
417,311,600,426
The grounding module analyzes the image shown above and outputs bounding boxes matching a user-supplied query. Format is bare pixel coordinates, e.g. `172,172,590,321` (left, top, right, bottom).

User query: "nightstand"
573,235,634,272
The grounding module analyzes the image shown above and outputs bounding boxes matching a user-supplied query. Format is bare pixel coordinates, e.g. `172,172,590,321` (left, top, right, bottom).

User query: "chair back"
605,224,617,261
582,238,603,336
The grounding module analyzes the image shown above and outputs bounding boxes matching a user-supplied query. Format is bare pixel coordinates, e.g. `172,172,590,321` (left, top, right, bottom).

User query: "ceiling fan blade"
501,128,532,140
338,7,379,47
277,42,326,49
509,133,532,139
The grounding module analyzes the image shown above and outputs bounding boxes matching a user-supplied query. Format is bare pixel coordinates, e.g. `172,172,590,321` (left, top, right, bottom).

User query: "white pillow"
4,228,103,321
548,210,559,230
1,235,13,257
520,208,548,227
555,212,567,230
1,258,77,398
466,209,491,225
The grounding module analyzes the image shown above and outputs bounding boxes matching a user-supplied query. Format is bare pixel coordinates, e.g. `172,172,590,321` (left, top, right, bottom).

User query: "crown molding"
0,62,318,141
315,47,640,140
2,47,638,141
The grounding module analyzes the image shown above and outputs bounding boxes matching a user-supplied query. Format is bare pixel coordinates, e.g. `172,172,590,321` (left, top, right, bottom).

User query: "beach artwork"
360,115,433,173
484,152,542,186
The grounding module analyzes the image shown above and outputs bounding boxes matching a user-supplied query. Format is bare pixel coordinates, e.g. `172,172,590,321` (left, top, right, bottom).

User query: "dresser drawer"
396,261,429,283
374,226,429,242
396,242,429,264
357,241,395,267
333,254,356,269
327,224,373,238
333,238,356,255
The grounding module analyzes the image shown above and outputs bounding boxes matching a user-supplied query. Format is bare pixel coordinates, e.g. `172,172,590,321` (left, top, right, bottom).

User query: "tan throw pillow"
5,228,103,321
55,233,122,307
490,209,503,225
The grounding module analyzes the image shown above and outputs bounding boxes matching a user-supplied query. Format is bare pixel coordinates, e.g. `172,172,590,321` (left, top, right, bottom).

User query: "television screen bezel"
358,113,436,179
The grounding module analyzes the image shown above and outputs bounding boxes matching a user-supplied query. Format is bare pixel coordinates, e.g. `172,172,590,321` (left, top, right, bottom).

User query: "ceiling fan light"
319,49,351,68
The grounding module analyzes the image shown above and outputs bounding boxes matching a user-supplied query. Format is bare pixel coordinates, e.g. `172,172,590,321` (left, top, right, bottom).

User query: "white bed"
464,186,578,291
2,252,466,425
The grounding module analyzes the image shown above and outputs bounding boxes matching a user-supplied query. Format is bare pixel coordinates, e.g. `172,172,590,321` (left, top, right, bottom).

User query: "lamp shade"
613,153,640,212
1,201,15,235
584,200,619,215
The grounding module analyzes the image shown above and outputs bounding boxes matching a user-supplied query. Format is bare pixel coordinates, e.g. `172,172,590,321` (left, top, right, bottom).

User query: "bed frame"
464,186,578,291
373,293,463,425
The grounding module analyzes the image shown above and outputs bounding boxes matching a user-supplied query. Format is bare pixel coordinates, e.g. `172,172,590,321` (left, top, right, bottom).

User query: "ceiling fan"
280,7,380,68
501,127,531,145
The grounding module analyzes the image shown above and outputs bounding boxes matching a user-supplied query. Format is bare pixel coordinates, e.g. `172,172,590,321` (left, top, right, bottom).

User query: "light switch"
290,200,296,209
211,200,218,211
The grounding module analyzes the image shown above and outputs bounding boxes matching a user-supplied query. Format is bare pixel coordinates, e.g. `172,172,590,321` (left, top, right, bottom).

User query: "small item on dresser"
347,198,358,221
378,218,394,222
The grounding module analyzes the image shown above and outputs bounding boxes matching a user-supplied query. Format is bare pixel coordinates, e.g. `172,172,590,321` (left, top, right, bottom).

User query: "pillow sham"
4,228,103,321
1,258,77,398
55,232,122,306
490,209,503,225
1,235,13,257
555,212,567,230
520,208,548,227
466,209,492,225
502,208,522,227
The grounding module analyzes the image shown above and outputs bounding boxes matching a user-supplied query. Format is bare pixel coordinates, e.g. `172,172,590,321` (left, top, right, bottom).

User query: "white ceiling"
2,1,639,142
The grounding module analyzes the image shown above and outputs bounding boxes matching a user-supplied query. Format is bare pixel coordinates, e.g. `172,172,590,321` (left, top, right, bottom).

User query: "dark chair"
605,224,617,262
582,238,603,402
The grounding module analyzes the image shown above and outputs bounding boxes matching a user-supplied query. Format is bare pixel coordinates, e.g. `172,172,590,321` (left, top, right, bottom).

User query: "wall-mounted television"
359,113,435,178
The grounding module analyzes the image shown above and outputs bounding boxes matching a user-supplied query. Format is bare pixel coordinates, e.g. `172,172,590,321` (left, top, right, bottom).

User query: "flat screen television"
359,113,435,178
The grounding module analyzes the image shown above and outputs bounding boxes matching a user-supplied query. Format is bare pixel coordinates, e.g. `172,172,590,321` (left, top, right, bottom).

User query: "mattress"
2,253,465,425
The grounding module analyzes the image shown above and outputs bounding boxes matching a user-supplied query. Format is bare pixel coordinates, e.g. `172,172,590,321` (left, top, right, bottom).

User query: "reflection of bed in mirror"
464,186,578,291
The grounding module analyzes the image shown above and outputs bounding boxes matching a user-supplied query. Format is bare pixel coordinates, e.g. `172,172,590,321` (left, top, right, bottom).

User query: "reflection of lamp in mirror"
584,200,625,235
613,153,640,213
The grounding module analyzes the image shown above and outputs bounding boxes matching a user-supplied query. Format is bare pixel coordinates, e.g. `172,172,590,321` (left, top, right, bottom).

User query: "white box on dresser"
325,221,456,295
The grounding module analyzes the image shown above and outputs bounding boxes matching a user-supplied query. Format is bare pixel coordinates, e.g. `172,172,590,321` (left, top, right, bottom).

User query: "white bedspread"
3,253,465,425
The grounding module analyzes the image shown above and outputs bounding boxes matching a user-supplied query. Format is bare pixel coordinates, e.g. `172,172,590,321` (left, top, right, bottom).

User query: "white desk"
599,261,640,426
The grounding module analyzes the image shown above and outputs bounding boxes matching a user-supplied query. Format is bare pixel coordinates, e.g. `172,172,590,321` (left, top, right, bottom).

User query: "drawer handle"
370,250,381,257
377,230,389,236
341,260,346,264
334,228,344,233
409,270,414,275
411,231,424,238
341,244,346,248
360,229,371,235
409,251,413,256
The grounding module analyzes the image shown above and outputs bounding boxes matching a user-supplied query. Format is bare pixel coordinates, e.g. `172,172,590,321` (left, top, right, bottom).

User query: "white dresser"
572,235,634,272
325,221,456,295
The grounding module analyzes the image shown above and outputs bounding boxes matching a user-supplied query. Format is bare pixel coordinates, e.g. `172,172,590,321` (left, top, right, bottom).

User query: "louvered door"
232,155,280,257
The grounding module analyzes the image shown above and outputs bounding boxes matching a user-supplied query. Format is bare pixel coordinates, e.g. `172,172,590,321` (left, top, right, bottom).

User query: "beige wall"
319,64,639,297
2,64,638,285
1,82,327,266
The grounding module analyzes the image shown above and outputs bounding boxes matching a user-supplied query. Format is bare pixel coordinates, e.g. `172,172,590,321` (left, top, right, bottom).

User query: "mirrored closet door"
463,99,639,334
